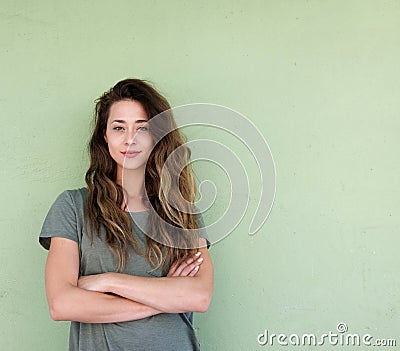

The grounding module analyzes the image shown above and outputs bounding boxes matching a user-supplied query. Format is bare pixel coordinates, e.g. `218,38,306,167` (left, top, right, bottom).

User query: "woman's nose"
124,129,137,145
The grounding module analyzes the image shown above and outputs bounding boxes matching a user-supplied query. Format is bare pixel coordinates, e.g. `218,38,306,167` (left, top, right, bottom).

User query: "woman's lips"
121,151,141,158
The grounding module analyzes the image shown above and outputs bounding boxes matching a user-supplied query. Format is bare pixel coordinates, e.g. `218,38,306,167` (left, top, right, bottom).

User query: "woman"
39,78,214,351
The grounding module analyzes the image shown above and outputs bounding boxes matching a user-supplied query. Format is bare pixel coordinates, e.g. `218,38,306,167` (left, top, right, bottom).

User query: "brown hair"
84,78,200,273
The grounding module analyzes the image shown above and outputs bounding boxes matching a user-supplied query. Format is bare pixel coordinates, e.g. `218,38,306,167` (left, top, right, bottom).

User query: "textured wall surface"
1,1,399,350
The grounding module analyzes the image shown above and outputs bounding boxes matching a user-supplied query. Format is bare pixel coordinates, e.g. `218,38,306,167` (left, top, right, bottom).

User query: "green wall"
1,1,399,350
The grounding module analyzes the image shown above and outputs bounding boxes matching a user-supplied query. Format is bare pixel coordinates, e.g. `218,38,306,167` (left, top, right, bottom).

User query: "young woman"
39,78,214,351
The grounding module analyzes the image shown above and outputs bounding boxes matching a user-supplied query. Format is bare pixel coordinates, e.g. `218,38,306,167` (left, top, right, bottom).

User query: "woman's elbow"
48,302,63,321
47,295,70,321
49,310,64,321
193,290,213,313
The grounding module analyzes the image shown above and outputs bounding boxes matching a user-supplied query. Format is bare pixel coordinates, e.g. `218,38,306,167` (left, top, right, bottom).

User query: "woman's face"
104,99,153,175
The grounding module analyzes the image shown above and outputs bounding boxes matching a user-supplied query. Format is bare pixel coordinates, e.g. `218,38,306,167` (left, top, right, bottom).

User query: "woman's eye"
138,126,148,131
113,126,124,131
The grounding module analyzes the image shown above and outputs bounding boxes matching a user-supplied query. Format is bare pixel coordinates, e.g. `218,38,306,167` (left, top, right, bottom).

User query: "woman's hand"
167,252,204,277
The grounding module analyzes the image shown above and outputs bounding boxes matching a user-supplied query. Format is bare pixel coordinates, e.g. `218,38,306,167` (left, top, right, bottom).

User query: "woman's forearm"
104,273,212,313
76,246,214,314
49,283,162,323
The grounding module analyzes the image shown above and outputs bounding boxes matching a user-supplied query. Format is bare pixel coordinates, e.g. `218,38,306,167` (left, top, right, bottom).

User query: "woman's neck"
116,167,147,211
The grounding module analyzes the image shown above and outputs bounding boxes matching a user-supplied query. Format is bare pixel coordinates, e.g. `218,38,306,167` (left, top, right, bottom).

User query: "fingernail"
195,252,201,256
194,266,199,270
197,257,204,263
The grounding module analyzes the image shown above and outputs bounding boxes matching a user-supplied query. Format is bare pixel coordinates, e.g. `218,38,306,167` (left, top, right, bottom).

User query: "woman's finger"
187,265,200,277
172,256,195,277
167,260,180,277
170,252,202,277
180,257,203,276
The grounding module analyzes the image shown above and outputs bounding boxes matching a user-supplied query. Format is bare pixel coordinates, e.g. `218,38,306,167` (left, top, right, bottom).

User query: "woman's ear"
104,133,108,143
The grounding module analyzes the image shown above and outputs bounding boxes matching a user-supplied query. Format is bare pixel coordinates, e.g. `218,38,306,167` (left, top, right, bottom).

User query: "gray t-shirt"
39,188,210,351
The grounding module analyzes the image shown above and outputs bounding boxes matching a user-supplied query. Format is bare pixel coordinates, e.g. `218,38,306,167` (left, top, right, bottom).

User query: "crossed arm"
44,237,214,323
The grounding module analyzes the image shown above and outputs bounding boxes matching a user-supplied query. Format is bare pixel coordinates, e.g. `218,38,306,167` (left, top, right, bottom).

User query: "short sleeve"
39,190,79,250
196,212,211,250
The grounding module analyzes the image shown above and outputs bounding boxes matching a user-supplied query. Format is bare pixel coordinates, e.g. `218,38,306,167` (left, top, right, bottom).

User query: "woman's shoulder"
59,187,88,196
63,187,88,197
54,187,88,210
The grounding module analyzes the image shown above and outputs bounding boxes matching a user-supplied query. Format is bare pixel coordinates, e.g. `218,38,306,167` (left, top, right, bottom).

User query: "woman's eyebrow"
111,119,148,124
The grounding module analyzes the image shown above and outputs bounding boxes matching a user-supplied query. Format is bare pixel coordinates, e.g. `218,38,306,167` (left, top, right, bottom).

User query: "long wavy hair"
84,78,200,273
